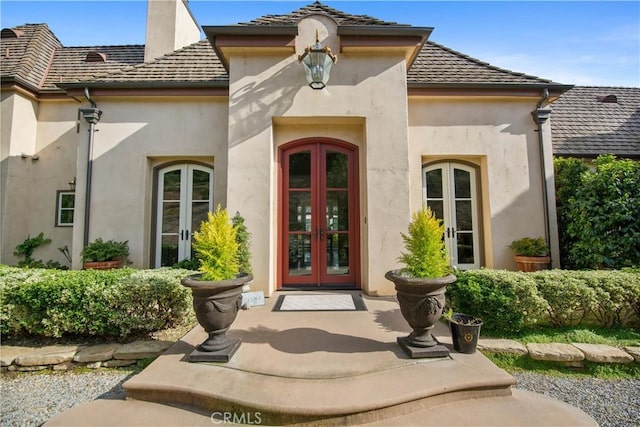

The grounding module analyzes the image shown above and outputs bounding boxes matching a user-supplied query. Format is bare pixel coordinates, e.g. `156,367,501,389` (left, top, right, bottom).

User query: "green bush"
509,237,549,257
448,269,640,333
81,238,129,262
532,270,598,327
399,206,450,278
0,266,193,338
555,155,640,269
192,206,239,281
448,270,546,334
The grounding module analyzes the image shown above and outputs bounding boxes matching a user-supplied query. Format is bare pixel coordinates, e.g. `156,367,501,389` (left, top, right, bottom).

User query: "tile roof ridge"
425,40,554,84
573,85,640,90
239,1,408,26
14,23,62,89
62,44,145,49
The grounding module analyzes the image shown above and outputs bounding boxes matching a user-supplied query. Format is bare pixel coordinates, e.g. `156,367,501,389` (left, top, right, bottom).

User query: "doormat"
272,294,367,312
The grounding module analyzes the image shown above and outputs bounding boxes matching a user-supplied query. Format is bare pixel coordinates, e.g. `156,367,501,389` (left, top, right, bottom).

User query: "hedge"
448,269,640,334
0,266,194,338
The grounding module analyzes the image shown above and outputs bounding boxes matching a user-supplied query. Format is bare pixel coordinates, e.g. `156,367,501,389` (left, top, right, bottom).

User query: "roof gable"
1,23,61,90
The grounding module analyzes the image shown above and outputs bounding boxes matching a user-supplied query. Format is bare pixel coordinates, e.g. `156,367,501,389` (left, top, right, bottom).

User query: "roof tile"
551,86,640,158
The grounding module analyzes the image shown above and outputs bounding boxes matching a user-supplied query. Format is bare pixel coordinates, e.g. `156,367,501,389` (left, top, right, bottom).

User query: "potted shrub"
385,206,455,358
510,236,551,272
444,309,483,354
81,238,129,270
181,206,252,362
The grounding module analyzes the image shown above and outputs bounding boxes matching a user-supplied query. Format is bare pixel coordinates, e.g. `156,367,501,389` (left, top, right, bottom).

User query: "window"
56,191,75,226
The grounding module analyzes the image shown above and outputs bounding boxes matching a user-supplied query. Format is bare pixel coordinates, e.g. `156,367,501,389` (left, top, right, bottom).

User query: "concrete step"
44,293,597,426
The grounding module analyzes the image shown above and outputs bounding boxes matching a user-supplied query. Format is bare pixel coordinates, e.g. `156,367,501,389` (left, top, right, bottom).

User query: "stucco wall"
1,96,79,266
408,97,549,269
226,15,412,296
71,98,228,269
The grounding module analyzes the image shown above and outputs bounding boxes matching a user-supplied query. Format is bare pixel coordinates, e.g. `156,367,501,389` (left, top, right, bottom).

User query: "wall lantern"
298,30,337,90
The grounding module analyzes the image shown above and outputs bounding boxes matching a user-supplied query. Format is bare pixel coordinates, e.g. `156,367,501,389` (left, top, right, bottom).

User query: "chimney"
144,0,201,62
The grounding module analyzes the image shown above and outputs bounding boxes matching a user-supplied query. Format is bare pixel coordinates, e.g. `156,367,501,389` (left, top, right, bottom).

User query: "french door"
423,162,480,269
281,141,359,287
155,164,213,267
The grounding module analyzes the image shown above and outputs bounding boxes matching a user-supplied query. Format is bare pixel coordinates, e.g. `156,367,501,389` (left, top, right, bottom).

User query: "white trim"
55,191,75,227
155,164,213,267
423,162,480,270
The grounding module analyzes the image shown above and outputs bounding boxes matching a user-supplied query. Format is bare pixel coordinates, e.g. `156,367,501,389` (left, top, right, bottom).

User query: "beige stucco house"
1,1,572,296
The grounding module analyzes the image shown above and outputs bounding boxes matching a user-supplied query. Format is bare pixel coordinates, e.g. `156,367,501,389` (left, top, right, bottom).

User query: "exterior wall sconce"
69,177,76,191
298,30,337,90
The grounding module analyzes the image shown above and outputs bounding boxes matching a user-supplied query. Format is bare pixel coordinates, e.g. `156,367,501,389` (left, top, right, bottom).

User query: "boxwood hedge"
0,266,194,338
448,269,640,334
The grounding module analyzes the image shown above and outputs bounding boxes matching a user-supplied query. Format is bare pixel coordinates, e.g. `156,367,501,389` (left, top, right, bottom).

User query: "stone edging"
477,339,640,367
1,340,174,372
2,339,638,372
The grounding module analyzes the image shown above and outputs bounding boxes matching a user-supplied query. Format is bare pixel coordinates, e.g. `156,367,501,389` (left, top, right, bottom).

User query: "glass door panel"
423,163,480,269
156,164,213,267
281,143,358,287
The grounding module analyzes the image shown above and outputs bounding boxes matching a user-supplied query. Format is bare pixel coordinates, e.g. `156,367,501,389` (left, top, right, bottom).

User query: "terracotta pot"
83,260,123,270
385,270,456,358
181,273,252,360
514,255,551,272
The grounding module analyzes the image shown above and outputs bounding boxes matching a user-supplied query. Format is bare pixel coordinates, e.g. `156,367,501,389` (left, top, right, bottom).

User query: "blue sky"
1,1,638,87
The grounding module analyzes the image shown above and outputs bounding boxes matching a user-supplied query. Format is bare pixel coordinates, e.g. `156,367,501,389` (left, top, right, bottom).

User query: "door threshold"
280,284,359,291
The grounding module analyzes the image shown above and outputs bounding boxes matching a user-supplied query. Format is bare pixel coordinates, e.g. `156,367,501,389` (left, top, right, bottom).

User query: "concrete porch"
46,292,596,426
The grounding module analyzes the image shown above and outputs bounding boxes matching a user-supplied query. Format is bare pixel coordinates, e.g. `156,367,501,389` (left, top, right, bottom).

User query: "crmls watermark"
210,411,262,425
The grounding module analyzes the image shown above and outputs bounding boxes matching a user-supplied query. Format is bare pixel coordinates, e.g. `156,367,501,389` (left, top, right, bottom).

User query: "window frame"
55,190,75,227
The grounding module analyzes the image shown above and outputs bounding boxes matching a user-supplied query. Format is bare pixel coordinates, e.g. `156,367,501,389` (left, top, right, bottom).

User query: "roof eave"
203,25,299,70
56,80,229,90
408,82,574,99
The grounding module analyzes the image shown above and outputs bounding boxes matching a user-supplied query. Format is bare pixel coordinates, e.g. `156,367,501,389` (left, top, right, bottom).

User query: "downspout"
79,87,102,247
531,88,552,257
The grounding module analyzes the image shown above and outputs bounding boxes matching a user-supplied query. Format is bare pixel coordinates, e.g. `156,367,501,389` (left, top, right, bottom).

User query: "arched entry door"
280,140,359,288
154,163,213,267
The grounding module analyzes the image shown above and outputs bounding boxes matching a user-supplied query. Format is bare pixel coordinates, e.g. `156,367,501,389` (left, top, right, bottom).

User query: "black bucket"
450,313,482,354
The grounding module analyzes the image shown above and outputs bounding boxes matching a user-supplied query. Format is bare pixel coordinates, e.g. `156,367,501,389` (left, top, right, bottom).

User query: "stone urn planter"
182,272,253,362
386,270,456,358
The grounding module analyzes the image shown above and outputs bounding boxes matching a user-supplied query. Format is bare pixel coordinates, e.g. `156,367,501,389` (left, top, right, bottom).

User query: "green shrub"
0,265,192,338
448,270,546,334
232,212,253,274
554,157,588,268
448,269,640,333
192,206,239,281
510,237,549,257
577,270,640,327
532,270,597,327
399,206,449,278
81,238,130,262
555,155,640,269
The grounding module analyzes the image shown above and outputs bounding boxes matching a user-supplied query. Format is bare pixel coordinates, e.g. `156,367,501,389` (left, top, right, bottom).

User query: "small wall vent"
85,51,107,62
597,94,618,103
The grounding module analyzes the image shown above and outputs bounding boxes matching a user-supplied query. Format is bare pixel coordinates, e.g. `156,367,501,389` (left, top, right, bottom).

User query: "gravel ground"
1,370,638,426
512,372,640,427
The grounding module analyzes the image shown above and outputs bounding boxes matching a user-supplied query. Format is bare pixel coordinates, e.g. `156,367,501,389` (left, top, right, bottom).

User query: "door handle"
185,230,190,240
314,228,318,241
320,228,325,241
451,228,456,238
446,228,450,238
180,230,184,240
